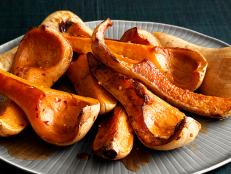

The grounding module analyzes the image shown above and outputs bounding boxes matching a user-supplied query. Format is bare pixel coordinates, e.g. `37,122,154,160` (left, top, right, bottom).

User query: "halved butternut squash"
65,34,207,90
91,19,231,118
11,25,73,87
67,54,116,114
120,27,207,90
0,69,100,145
93,105,134,159
88,53,200,149
154,32,231,98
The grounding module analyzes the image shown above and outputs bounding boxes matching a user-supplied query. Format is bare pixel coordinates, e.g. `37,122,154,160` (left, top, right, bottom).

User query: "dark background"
0,0,230,173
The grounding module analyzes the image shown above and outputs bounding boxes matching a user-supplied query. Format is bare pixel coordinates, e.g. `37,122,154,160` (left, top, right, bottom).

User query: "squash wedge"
0,47,28,136
0,69,100,145
93,105,134,159
67,54,116,114
0,97,27,137
154,32,231,98
91,19,231,118
11,25,73,87
120,27,207,90
88,53,200,149
65,34,207,90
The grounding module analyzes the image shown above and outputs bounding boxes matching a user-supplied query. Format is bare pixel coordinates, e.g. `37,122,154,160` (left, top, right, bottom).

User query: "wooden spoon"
154,32,231,97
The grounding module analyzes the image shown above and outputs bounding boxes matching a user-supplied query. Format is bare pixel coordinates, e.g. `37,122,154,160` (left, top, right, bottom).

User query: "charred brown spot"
40,25,47,31
59,21,73,33
102,149,117,159
43,121,49,125
133,81,146,98
72,52,80,61
170,117,186,141
144,95,153,104
111,56,119,63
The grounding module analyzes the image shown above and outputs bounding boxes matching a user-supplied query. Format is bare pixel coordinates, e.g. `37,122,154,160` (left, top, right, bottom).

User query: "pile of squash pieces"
0,10,230,160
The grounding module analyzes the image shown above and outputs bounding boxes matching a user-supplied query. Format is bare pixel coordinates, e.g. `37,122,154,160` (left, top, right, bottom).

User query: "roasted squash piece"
88,53,200,149
41,10,92,37
0,11,89,137
67,54,116,114
93,105,134,159
64,35,157,61
153,117,201,150
154,32,231,98
0,47,28,136
0,69,100,145
120,27,207,90
153,47,207,90
91,19,231,118
0,97,27,137
120,27,161,46
11,25,73,87
65,34,207,90
0,25,73,137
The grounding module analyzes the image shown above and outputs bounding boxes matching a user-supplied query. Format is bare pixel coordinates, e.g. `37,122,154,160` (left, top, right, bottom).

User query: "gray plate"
0,20,230,174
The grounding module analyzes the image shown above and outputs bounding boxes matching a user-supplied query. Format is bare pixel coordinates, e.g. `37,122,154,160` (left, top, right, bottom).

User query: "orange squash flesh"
0,97,27,137
93,105,134,160
11,26,73,87
120,27,207,90
67,54,117,114
120,27,161,46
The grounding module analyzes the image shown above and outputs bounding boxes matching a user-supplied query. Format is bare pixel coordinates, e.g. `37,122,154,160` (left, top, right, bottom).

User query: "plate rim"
0,20,230,174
